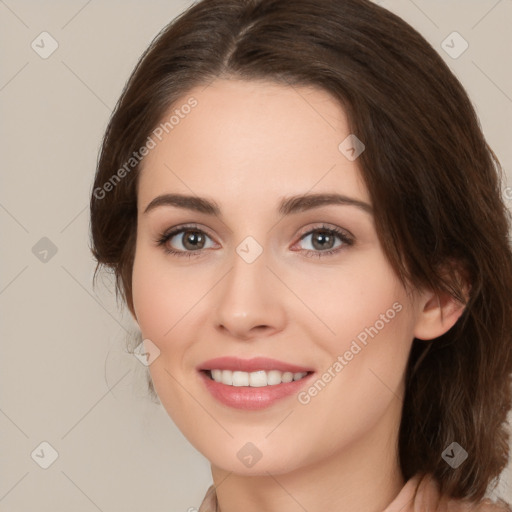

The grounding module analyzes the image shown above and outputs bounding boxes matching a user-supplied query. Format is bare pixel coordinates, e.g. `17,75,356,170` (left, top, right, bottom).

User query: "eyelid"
158,222,351,242
294,222,354,241
155,221,354,257
160,222,217,241
291,223,353,251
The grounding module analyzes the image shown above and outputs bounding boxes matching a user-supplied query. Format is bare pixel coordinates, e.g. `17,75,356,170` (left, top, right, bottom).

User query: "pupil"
184,230,204,250
313,231,334,250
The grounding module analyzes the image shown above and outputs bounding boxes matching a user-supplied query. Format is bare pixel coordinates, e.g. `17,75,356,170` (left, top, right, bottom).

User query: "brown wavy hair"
89,0,512,504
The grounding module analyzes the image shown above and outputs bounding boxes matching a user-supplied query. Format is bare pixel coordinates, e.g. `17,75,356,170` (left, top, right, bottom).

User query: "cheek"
299,251,408,347
131,255,168,337
293,303,413,464
299,252,414,410
131,246,204,337
131,250,197,424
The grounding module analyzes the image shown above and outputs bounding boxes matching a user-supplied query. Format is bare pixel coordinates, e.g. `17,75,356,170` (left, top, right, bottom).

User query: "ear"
413,264,471,341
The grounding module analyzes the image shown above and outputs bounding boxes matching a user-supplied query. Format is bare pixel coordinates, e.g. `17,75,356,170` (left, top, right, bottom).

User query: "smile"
207,369,310,387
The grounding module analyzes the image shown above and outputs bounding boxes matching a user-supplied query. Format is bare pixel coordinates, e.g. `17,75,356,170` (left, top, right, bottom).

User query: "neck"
211,397,405,512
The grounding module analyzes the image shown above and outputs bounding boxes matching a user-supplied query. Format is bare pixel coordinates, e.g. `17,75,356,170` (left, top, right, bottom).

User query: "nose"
213,247,287,341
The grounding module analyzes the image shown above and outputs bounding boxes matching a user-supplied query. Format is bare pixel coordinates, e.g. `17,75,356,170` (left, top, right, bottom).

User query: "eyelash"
154,223,354,259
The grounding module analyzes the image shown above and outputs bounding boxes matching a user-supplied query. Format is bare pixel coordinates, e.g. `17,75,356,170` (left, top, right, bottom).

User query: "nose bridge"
224,231,268,292
222,239,269,310
213,235,286,337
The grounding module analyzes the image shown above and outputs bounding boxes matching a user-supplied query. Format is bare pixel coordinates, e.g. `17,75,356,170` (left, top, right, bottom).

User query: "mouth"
200,368,313,387
196,357,316,410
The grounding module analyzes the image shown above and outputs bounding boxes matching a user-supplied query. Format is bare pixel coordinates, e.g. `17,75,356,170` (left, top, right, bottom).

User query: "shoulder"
198,484,217,512
200,477,511,512
412,473,512,512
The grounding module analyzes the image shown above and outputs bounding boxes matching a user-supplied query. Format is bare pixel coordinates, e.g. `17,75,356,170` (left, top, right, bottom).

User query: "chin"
205,446,306,476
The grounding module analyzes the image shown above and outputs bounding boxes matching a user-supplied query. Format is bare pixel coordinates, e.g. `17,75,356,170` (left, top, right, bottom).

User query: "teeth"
209,369,308,386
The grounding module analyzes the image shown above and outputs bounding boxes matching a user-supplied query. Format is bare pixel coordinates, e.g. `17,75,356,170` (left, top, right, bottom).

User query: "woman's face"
131,79,423,475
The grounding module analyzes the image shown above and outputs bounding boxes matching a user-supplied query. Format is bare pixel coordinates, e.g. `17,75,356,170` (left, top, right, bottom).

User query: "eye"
294,225,353,258
155,224,216,257
154,223,354,259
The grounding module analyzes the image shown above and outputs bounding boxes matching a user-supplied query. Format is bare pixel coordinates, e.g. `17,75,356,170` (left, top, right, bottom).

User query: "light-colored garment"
198,473,511,512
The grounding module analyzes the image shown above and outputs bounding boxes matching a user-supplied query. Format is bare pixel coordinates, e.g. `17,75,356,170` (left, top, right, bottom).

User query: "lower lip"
199,370,315,410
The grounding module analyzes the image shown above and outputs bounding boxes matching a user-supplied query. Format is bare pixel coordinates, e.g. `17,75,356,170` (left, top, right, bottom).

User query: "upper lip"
198,356,314,374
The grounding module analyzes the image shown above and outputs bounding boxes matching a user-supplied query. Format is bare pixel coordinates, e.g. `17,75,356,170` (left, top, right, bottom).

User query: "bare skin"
130,79,465,512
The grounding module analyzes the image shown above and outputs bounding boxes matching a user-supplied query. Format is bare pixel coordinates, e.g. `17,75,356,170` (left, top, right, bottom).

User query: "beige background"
1,0,511,510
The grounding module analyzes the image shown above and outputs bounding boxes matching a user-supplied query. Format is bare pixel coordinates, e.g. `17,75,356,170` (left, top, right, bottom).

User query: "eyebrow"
143,192,373,216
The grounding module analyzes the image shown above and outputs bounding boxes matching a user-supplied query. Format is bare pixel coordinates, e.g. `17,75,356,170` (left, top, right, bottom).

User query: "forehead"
137,79,370,210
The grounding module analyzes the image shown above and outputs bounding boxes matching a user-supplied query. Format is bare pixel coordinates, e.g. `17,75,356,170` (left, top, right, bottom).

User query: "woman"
89,0,512,510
